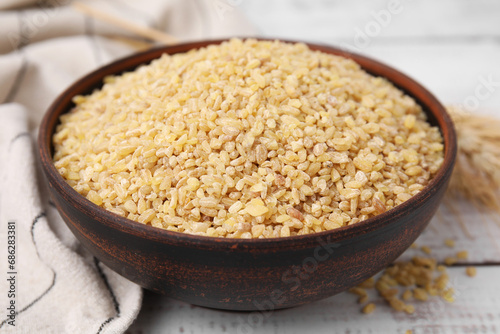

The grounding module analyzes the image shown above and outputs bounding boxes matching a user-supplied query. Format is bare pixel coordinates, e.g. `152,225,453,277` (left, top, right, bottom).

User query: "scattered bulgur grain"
413,288,428,301
435,273,449,290
441,288,455,303
421,246,432,255
362,303,376,314
404,304,415,314
444,239,455,248
456,250,468,260
381,288,399,300
53,38,444,238
426,284,439,297
358,277,375,289
412,256,436,270
358,295,369,304
355,252,461,315
466,266,477,277
349,287,367,297
389,298,406,312
446,107,500,214
444,257,458,266
402,289,413,301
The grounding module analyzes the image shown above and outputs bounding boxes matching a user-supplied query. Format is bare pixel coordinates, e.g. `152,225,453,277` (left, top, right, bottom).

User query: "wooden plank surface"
398,199,500,264
128,267,500,334
129,1,500,332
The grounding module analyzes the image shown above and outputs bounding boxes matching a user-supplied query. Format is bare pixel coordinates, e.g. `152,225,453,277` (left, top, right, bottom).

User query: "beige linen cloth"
0,1,256,333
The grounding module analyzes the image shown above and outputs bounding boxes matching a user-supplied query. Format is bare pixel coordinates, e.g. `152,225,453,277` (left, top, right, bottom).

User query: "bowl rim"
38,38,457,250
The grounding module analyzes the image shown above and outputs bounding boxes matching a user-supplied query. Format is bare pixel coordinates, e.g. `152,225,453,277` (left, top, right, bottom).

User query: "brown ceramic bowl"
38,39,456,311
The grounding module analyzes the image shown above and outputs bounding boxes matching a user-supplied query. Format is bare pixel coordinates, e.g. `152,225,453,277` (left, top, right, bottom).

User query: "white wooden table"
128,1,500,333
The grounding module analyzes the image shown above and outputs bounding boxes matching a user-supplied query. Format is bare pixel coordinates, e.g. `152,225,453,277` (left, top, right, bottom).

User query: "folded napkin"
0,1,256,333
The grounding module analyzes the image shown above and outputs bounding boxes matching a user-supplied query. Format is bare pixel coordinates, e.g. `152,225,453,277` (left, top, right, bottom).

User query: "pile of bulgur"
53,38,444,238
351,240,477,315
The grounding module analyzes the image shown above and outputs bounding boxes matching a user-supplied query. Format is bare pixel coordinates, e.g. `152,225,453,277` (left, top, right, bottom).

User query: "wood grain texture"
399,198,500,264
127,267,500,334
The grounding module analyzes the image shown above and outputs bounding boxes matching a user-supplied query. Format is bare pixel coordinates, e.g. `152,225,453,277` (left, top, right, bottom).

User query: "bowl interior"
38,38,457,249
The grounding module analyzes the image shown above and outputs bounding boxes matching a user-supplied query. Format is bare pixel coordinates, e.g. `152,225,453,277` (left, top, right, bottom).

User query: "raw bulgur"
350,253,460,314
53,38,444,238
362,303,376,314
444,239,455,248
465,266,477,277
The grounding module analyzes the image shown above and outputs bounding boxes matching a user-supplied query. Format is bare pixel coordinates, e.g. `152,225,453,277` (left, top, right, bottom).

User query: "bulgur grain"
353,251,466,315
358,295,369,304
456,250,468,260
465,266,477,277
437,265,446,272
404,304,415,314
358,277,376,289
53,39,444,238
441,288,455,303
389,298,406,312
420,246,432,255
444,239,455,248
444,257,458,266
362,303,376,314
402,289,412,301
413,288,428,301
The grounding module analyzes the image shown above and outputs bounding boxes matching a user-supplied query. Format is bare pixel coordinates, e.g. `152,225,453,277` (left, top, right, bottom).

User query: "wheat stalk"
446,106,500,214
